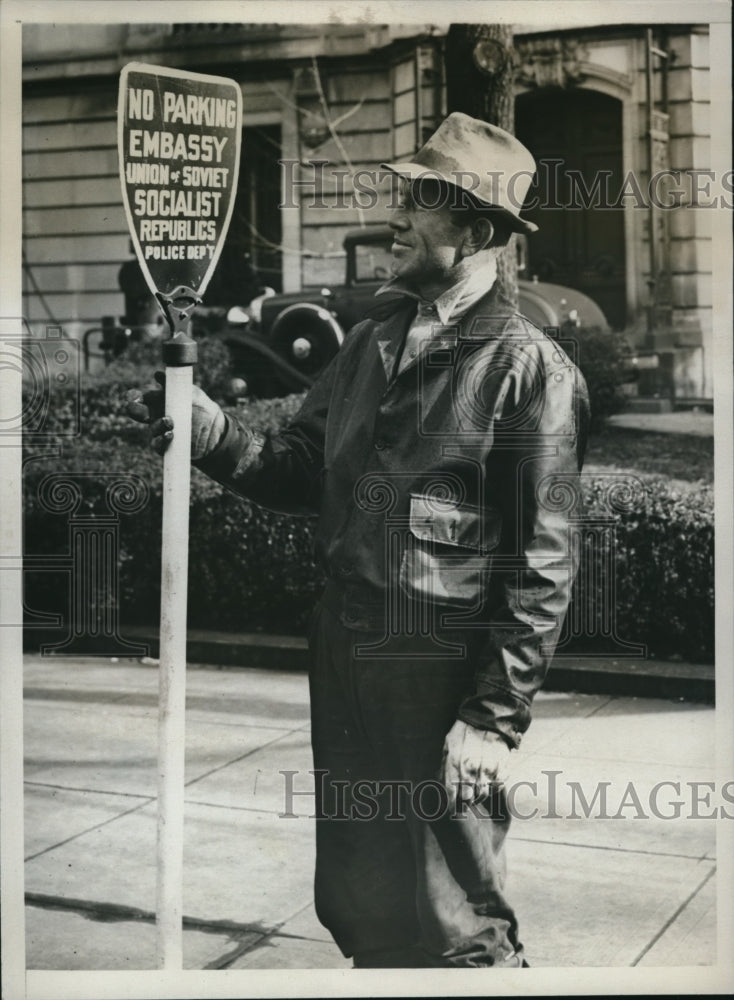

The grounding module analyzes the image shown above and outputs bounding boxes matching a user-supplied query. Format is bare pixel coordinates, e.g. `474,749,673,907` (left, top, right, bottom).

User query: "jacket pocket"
399,494,502,607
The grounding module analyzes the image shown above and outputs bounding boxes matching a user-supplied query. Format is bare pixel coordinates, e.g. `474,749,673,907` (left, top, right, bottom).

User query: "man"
127,112,589,968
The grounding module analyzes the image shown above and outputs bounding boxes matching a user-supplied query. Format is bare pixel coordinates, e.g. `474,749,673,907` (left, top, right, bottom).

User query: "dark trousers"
308,600,525,968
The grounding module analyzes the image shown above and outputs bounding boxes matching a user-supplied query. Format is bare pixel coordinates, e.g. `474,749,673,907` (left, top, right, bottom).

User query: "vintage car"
86,226,610,398
216,225,610,397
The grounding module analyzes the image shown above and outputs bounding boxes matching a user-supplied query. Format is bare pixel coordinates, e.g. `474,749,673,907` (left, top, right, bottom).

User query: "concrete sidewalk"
23,653,717,971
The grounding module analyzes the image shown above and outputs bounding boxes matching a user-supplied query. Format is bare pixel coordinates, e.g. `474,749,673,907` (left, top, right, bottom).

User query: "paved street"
22,653,719,971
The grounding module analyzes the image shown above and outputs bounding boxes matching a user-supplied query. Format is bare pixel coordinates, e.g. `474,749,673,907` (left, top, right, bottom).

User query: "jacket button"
374,439,387,450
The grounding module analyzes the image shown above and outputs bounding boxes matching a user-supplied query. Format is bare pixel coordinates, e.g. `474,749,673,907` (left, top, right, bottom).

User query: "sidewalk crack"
183,729,303,789
24,795,154,862
629,864,716,966
511,834,716,862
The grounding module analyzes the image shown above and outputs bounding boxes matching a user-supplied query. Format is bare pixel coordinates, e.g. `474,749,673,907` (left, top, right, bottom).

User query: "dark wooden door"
515,88,627,329
204,124,283,304
241,124,283,292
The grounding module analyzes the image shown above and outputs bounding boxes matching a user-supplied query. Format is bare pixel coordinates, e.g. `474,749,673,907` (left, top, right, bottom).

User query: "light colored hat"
382,112,538,234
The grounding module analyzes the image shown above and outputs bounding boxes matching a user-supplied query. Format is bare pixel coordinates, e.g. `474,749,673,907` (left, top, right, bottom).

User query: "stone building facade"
21,21,717,401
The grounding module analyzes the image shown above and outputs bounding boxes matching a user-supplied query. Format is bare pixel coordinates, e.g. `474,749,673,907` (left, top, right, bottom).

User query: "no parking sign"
118,62,242,301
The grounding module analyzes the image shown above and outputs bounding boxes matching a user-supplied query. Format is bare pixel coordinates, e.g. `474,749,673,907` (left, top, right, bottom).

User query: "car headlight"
249,287,276,326
229,376,248,397
226,305,250,325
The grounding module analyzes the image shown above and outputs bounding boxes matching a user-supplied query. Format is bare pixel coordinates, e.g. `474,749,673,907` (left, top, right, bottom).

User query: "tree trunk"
445,24,519,308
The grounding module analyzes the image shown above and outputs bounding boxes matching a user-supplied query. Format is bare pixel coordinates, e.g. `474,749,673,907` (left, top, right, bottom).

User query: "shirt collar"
376,259,497,326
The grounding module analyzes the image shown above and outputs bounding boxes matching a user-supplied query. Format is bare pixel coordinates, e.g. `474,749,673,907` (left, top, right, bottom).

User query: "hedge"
22,335,256,443
24,450,714,663
23,379,320,635
559,325,632,431
563,476,714,662
22,342,713,662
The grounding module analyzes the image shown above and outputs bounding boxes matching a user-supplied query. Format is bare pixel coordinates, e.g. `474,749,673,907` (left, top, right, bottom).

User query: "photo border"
2,2,732,997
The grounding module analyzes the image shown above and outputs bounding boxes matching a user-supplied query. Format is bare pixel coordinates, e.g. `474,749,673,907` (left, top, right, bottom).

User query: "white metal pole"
156,363,193,969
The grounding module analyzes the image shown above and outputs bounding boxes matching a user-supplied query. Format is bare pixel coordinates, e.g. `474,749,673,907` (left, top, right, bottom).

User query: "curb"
126,626,311,672
547,655,714,703
26,626,714,704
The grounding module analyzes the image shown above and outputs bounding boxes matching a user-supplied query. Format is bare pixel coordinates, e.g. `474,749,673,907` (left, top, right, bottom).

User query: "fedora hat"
382,112,538,234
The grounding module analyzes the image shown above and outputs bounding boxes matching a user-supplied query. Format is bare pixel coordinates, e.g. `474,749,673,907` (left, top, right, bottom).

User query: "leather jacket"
197,282,590,748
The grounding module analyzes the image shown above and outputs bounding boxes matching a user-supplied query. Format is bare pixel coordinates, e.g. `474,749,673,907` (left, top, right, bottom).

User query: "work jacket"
197,282,590,748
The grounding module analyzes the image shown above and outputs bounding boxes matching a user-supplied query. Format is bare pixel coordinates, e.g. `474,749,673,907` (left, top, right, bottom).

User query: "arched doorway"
515,88,627,329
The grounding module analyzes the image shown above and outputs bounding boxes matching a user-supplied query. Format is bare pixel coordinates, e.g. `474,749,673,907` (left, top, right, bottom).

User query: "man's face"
387,179,469,297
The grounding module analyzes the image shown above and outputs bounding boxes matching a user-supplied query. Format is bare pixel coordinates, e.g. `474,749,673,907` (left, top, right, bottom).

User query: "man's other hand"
125,371,227,460
440,720,512,809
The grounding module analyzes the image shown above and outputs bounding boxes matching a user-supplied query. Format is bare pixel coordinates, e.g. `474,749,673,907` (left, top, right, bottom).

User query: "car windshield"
354,242,393,283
